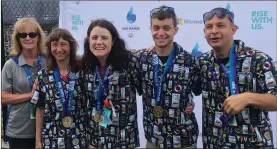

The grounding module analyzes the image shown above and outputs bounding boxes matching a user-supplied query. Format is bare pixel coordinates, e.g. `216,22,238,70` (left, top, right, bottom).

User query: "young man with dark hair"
133,5,201,148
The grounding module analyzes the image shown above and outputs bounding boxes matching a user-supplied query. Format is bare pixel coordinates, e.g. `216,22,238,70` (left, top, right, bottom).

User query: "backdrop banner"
59,1,276,148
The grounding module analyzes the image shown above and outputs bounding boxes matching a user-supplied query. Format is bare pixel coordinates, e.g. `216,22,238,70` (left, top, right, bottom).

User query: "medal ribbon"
95,65,110,111
153,46,176,106
218,43,239,127
53,66,76,116
24,54,42,119
24,54,42,88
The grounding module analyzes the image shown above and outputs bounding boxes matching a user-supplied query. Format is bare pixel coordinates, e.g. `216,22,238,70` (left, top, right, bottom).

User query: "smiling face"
89,26,113,59
50,38,70,62
151,18,178,49
204,15,237,51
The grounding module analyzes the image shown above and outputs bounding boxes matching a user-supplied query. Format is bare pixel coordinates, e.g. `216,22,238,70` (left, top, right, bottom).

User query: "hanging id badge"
99,107,112,128
30,90,40,119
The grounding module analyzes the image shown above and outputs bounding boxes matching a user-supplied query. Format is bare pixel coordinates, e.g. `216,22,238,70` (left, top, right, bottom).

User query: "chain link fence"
2,0,60,61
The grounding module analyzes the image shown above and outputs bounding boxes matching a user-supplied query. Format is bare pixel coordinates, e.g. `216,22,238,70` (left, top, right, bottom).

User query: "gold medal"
62,116,73,128
93,112,101,122
153,106,164,118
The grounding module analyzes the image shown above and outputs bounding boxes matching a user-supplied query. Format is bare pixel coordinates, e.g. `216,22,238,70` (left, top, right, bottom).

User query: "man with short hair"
132,5,201,148
197,7,277,148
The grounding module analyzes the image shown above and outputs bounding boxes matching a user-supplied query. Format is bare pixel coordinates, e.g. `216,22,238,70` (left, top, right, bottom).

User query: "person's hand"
35,140,42,149
223,93,249,115
29,79,39,98
145,45,155,53
130,49,141,54
129,46,154,54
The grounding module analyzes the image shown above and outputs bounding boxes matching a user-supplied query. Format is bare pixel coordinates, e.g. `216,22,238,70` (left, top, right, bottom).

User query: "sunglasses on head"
17,32,39,38
150,6,175,17
203,8,234,23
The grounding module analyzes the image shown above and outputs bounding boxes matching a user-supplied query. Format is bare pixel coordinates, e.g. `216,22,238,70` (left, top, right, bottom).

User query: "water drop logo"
192,43,203,59
226,3,231,11
126,7,136,24
225,3,234,14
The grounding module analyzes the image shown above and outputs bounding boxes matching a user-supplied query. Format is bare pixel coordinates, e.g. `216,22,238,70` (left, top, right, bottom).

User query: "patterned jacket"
197,40,276,149
133,42,201,148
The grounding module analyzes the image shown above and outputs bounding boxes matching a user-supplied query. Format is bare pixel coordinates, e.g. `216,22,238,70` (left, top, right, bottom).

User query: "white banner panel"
59,1,277,148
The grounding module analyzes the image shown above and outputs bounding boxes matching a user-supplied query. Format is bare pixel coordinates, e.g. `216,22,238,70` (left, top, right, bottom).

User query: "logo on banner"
226,3,231,11
122,6,140,38
182,19,203,24
177,18,183,25
127,7,136,24
252,10,273,30
225,4,240,29
71,15,83,31
191,42,203,59
178,17,203,25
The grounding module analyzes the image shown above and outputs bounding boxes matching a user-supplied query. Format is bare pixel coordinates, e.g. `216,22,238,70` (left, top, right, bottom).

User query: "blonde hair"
10,17,46,56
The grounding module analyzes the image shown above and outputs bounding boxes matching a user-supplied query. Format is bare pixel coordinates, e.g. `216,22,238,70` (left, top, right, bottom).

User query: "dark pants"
2,105,8,142
8,137,35,149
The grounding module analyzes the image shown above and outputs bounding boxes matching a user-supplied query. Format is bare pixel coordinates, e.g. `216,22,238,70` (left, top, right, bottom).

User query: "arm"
224,53,277,114
246,53,277,111
1,60,35,105
184,57,201,114
129,46,154,54
191,56,202,96
246,93,277,111
35,107,44,148
35,75,46,148
1,91,33,105
2,79,38,105
130,52,143,95
224,91,277,114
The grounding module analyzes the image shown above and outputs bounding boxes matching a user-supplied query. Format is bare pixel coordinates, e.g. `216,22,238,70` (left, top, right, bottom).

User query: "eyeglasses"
203,8,234,23
150,6,176,17
17,32,39,38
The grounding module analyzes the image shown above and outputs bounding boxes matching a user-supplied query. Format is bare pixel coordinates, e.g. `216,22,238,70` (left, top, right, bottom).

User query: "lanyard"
23,54,42,88
95,65,110,111
53,66,76,116
152,47,175,106
217,43,239,127
219,43,238,95
26,55,42,119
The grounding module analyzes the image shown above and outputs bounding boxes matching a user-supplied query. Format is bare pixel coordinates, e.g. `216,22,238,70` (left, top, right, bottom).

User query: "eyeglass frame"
150,6,176,18
203,8,234,24
17,32,40,39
